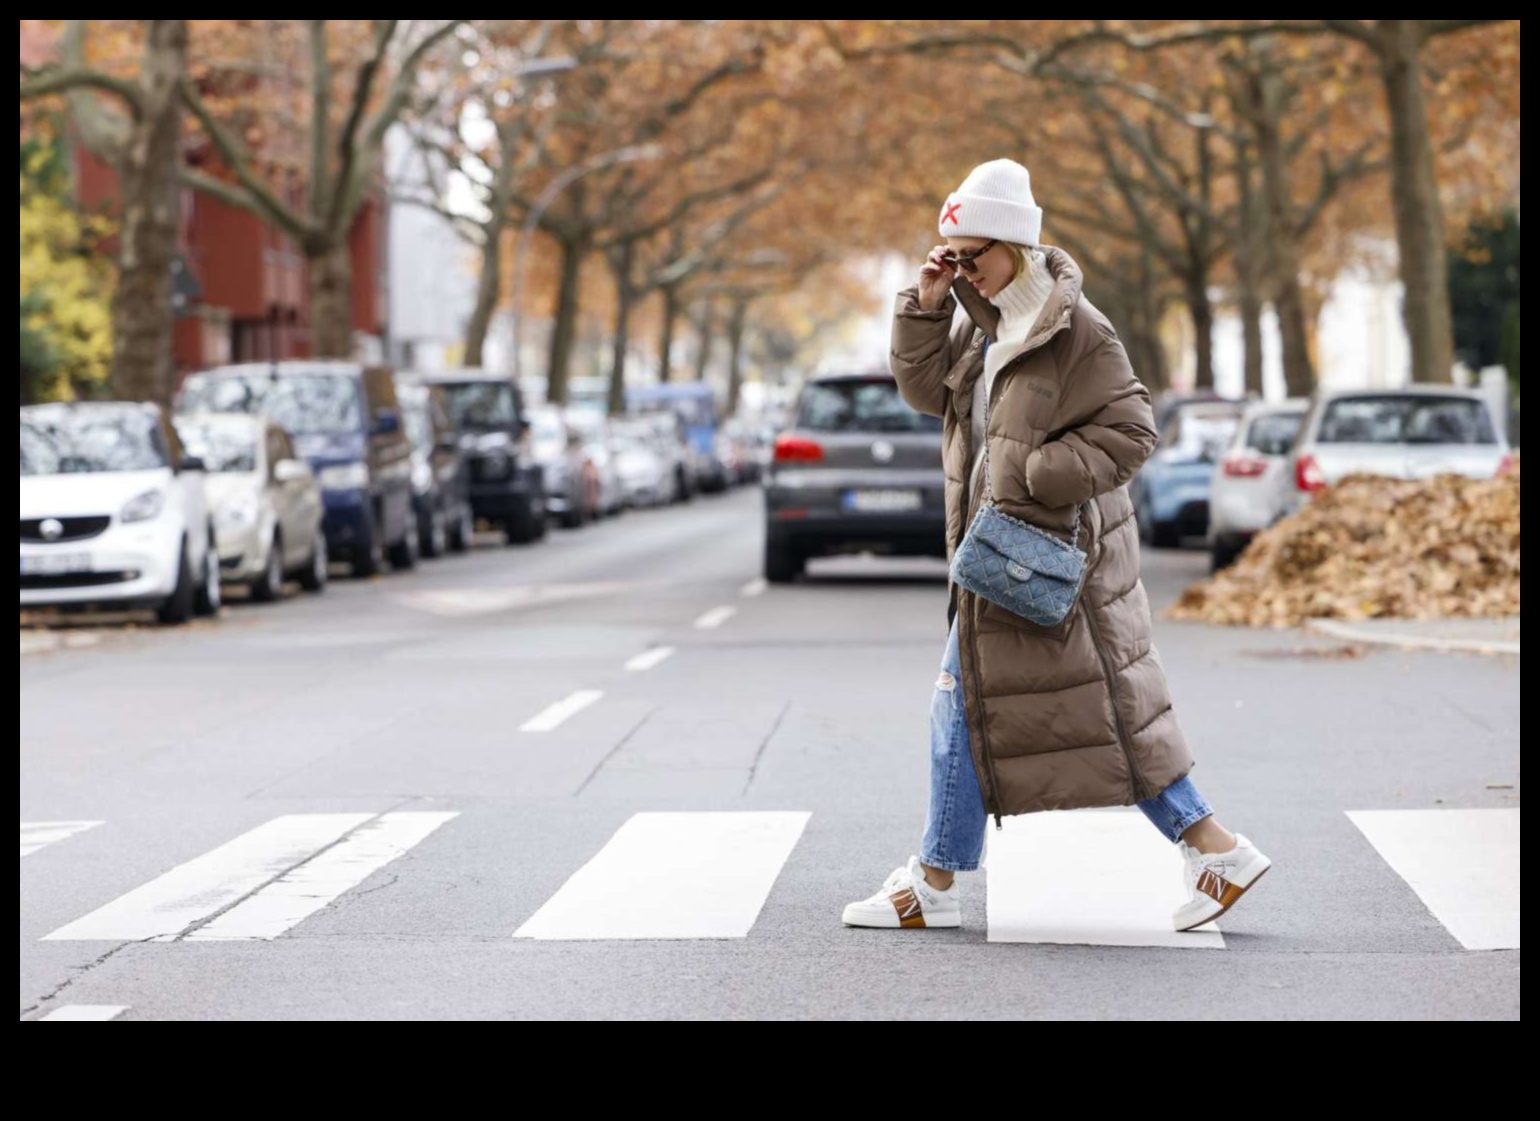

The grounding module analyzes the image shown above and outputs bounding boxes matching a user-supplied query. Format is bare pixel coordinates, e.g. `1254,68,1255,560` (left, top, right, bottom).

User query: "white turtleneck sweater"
970,251,1053,491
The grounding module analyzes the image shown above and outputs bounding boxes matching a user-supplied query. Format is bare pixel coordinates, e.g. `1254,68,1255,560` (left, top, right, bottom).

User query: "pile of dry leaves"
1168,457,1521,627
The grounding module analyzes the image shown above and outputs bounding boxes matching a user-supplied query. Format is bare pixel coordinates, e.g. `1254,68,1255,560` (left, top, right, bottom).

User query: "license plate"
20,553,92,576
843,489,922,513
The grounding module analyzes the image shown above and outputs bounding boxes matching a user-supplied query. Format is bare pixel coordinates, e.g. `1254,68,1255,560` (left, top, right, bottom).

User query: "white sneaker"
1174,834,1272,931
842,856,961,929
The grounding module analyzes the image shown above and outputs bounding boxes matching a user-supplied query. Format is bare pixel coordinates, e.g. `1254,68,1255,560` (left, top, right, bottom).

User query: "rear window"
441,382,517,430
1246,412,1304,456
796,379,941,433
1318,396,1496,446
1164,404,1242,458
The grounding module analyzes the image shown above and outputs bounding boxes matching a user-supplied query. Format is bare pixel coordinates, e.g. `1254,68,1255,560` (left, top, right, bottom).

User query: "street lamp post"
509,144,662,391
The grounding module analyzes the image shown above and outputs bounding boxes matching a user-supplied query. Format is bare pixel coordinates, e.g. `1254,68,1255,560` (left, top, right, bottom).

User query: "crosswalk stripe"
520,689,604,732
624,646,675,673
21,821,103,858
987,812,1225,948
1348,808,1520,950
40,1005,127,1021
43,814,373,942
515,811,810,940
186,812,459,942
693,605,736,629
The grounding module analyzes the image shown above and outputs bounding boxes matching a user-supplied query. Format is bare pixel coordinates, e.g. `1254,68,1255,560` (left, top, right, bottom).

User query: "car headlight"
120,489,164,523
318,462,370,491
217,493,260,530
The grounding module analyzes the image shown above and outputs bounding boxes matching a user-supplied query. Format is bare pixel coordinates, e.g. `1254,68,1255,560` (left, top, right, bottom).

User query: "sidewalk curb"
1305,618,1521,657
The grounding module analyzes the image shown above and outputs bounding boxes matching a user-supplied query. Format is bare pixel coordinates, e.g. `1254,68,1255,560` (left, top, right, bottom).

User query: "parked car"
178,362,417,577
715,419,759,486
629,382,725,492
1285,387,1511,512
564,407,625,517
527,405,589,528
763,372,946,583
395,378,474,557
174,413,328,599
1206,400,1308,571
643,410,696,502
1131,396,1246,548
419,370,547,543
610,417,672,507
20,402,220,624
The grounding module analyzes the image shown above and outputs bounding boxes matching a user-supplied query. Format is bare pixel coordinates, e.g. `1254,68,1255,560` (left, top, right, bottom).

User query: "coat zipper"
1082,595,1155,801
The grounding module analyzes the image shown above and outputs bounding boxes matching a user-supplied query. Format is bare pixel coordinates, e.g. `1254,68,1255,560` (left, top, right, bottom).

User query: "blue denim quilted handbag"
950,366,1087,626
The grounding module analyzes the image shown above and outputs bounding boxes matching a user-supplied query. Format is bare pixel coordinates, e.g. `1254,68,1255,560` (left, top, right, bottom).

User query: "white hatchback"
20,402,221,624
1207,400,1308,570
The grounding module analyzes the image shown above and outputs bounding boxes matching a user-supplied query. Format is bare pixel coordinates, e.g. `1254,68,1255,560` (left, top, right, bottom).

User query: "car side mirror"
180,454,207,473
372,409,401,437
273,458,310,483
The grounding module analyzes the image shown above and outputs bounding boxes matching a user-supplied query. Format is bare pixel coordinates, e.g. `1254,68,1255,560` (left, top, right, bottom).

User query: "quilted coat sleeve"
1023,327,1156,507
889,286,958,418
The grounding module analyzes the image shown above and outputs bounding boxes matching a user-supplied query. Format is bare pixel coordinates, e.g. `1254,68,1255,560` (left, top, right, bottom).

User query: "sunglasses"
941,240,999,275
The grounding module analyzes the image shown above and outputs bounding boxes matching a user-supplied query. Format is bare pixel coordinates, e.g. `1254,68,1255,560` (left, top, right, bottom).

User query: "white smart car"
20,402,221,624
174,413,328,601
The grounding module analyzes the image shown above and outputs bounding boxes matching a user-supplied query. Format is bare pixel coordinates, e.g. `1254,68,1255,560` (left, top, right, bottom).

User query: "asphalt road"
19,487,1521,1020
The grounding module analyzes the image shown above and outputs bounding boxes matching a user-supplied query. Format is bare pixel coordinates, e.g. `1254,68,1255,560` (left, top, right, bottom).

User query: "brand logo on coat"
38,518,65,541
1025,379,1056,401
870,440,895,463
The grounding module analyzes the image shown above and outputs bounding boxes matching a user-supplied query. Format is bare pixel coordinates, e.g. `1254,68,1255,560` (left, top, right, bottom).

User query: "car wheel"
194,531,222,617
447,505,474,553
764,537,804,584
156,541,197,625
352,511,384,578
251,532,284,602
1210,535,1243,572
389,520,420,570
421,507,447,559
298,529,328,593
1150,519,1181,549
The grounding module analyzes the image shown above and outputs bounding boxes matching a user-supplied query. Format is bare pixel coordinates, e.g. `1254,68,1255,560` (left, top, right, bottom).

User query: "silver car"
1206,400,1307,570
174,413,327,601
1285,387,1511,514
763,372,945,583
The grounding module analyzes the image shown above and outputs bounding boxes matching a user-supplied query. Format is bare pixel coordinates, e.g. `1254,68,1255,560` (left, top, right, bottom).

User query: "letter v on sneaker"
842,856,961,929
1174,834,1271,932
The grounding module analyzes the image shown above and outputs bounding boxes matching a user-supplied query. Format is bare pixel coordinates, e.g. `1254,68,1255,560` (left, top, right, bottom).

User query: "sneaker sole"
841,907,962,930
1174,862,1271,933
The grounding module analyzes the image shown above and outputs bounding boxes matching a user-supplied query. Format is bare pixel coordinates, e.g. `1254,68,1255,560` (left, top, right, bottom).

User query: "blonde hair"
1002,242,1031,282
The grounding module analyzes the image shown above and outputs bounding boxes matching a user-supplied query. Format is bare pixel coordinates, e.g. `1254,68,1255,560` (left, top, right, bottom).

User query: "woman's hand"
918,245,956,311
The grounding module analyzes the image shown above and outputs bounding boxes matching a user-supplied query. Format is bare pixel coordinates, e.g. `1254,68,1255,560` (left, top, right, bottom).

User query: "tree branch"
179,80,313,241
18,66,144,110
1422,19,1504,39
307,21,333,220
326,20,397,232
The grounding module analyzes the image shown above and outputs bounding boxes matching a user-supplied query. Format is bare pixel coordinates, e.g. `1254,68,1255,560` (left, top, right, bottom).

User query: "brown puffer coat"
891,246,1192,818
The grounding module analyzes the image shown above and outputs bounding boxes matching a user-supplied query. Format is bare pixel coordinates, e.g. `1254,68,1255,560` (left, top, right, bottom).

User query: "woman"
842,159,1270,933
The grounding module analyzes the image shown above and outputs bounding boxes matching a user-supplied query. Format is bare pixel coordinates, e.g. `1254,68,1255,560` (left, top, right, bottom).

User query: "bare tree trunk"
463,223,503,367
1137,247,1170,393
1186,277,1216,391
724,296,749,416
692,300,716,382
1379,19,1455,384
107,19,187,405
307,241,354,358
658,282,681,382
1273,270,1316,398
545,232,588,405
606,242,635,417
1234,147,1267,397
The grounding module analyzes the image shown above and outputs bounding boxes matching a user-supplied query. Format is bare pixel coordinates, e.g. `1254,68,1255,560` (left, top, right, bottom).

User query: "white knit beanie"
937,159,1043,246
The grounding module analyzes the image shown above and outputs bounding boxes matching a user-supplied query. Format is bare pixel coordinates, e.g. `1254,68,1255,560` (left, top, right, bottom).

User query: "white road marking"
987,812,1225,949
693,605,737,630
1348,808,1520,950
739,578,768,598
186,812,458,941
40,1005,127,1021
43,814,373,942
515,811,811,940
520,689,605,732
624,646,675,673
21,821,103,858
393,582,633,618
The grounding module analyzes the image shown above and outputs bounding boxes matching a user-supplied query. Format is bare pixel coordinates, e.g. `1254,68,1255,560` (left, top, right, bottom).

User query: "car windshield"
441,382,516,430
176,422,257,473
180,372,362,436
1246,412,1304,456
20,411,168,476
1317,396,1498,445
796,379,942,433
1166,405,1241,460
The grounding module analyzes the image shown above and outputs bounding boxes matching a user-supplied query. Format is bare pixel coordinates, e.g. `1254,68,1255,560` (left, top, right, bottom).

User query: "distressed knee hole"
936,671,957,692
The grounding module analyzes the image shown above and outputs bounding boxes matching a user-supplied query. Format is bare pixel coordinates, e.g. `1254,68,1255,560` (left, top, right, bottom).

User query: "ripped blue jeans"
920,621,1213,871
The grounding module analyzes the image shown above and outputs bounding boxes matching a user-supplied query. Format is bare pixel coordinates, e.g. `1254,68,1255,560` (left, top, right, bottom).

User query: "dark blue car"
1130,395,1246,549
177,362,418,576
